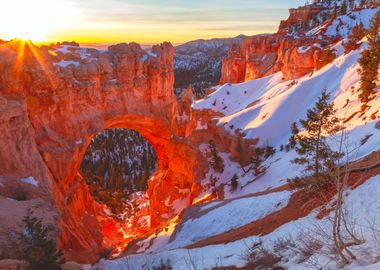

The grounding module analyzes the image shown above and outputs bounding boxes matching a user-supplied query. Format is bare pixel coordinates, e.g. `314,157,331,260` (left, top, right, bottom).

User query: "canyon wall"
0,40,207,263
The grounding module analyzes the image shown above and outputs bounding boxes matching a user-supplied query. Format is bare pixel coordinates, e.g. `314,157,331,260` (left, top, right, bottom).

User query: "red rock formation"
0,40,208,263
243,35,281,81
276,39,322,80
278,4,323,35
219,44,246,84
219,3,337,84
219,36,282,85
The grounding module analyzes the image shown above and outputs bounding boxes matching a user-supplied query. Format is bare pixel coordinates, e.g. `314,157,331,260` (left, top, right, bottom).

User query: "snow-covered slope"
98,40,379,269
97,175,380,269
307,8,379,38
194,42,379,150
97,4,379,270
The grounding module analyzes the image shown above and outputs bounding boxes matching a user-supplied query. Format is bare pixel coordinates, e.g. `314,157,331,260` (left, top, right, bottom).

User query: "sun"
0,0,79,42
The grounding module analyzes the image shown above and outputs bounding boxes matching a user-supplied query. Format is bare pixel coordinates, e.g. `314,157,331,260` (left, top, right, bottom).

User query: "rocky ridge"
220,0,380,84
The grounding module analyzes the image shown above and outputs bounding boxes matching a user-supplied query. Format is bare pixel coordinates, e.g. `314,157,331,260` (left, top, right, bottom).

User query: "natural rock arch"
0,40,206,262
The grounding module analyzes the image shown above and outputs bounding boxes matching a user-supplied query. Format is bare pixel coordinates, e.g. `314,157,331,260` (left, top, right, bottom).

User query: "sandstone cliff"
0,39,207,263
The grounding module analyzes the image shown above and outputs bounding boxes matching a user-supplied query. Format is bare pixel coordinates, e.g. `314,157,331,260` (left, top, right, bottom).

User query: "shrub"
18,209,65,270
153,259,172,270
242,240,283,270
230,174,239,192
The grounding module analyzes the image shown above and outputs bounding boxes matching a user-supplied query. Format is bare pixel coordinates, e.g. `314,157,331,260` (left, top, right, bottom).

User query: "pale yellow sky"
0,0,304,44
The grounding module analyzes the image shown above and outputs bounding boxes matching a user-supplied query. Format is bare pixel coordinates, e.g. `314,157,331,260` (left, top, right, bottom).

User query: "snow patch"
54,60,80,68
19,176,39,187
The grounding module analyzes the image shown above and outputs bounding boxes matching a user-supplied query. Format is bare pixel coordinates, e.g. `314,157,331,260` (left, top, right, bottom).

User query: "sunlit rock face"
0,40,207,263
220,35,281,84
277,5,323,35
219,3,338,84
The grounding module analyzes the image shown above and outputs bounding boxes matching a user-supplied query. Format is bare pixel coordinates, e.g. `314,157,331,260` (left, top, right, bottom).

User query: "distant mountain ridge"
174,35,247,98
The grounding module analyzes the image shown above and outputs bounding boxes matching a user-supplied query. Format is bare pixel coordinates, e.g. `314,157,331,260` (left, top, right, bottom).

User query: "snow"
166,190,291,249
75,139,83,145
54,60,80,68
98,44,380,270
99,176,380,270
306,8,380,38
194,42,379,151
297,46,310,54
200,200,223,211
147,51,157,58
19,176,39,187
54,45,75,54
97,7,380,269
193,72,285,116
54,45,92,59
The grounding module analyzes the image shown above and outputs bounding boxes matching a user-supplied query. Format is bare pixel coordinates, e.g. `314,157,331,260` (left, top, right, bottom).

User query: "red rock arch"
0,40,205,262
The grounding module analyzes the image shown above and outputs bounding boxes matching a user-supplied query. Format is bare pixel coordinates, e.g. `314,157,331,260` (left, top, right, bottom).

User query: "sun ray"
10,39,58,89
26,40,58,88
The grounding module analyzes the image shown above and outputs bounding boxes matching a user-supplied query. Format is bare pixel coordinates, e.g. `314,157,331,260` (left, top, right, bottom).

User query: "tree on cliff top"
18,209,65,270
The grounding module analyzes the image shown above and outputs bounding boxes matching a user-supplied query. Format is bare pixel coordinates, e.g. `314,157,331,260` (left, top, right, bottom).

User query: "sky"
0,0,305,45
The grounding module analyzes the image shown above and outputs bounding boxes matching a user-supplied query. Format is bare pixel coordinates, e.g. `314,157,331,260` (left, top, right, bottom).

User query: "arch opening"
80,128,157,219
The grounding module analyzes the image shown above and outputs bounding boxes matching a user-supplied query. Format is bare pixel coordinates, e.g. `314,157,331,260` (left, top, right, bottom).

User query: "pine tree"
288,90,343,191
344,23,364,53
359,10,380,103
208,140,225,173
230,174,239,192
332,1,338,18
18,209,65,270
250,148,264,177
340,0,348,15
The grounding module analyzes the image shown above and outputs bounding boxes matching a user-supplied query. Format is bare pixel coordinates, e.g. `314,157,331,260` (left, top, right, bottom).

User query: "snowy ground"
96,8,380,270
97,175,380,270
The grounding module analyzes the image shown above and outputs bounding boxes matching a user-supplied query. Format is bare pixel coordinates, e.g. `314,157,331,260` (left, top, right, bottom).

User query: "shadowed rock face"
0,40,207,263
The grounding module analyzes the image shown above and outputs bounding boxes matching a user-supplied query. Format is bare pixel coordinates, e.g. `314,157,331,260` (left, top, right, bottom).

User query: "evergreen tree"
359,10,380,103
332,1,338,18
264,146,276,159
18,209,65,270
230,174,239,192
344,23,364,53
288,90,343,191
208,140,225,173
250,148,264,177
340,0,348,15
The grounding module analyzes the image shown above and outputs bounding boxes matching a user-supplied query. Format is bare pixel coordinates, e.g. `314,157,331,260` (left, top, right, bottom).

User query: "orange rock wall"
0,40,207,263
219,4,329,84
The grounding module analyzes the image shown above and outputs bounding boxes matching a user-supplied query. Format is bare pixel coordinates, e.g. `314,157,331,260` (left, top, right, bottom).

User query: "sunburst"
12,39,57,88
0,0,79,42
